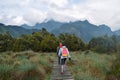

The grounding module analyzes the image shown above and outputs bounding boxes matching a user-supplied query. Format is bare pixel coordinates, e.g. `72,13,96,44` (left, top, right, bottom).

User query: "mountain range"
0,23,39,37
114,30,120,36
0,20,120,42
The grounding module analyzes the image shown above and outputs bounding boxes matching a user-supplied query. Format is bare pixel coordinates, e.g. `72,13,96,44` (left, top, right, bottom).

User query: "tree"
88,35,118,53
40,35,57,52
12,38,27,52
58,33,85,51
0,32,13,52
107,43,120,79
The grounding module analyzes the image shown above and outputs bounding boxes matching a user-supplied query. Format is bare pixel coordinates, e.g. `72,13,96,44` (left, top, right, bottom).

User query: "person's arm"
67,49,71,61
67,48,71,58
57,47,59,53
58,48,61,56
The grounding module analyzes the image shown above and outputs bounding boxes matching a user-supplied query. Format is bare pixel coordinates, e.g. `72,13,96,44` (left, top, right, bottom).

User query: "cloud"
7,16,26,25
0,0,120,31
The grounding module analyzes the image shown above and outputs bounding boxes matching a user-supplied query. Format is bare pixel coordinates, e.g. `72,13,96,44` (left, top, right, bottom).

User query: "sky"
0,0,120,31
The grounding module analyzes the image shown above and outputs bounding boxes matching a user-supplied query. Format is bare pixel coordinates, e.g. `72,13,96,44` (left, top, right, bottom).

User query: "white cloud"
0,0,120,31
23,9,47,25
0,15,3,20
7,16,26,25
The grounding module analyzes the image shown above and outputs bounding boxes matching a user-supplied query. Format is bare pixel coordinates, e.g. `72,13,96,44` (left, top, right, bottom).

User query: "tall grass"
0,51,55,80
0,64,14,80
106,53,120,80
67,51,116,80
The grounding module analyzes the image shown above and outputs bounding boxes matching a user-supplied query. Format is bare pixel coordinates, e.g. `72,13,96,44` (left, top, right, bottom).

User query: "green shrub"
0,64,13,79
39,56,52,74
75,73,100,80
111,59,120,77
67,51,115,80
108,53,120,79
0,51,55,80
23,76,39,80
17,62,36,72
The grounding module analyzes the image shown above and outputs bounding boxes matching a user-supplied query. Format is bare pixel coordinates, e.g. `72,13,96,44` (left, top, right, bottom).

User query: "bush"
67,51,115,80
0,64,13,79
17,62,36,72
89,35,118,53
107,53,120,79
0,51,55,80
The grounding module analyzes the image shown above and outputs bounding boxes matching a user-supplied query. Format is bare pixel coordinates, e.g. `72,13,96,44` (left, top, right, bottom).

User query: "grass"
0,50,116,80
0,51,55,80
67,51,116,80
106,53,120,80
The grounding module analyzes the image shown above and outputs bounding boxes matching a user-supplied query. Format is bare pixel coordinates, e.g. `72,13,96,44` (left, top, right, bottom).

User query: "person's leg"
58,56,60,64
61,65,64,72
61,59,64,74
64,58,66,64
58,56,59,64
61,58,67,74
63,58,66,71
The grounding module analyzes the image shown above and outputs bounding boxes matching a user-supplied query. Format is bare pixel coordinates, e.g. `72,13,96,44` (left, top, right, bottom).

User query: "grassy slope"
0,51,55,80
67,51,116,80
0,51,116,80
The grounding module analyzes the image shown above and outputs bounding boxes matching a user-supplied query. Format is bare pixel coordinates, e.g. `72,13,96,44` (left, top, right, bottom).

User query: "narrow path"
50,59,74,80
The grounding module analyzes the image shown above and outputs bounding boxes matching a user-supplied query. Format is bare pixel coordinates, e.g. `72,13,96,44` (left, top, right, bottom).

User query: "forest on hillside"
0,28,119,53
0,28,120,79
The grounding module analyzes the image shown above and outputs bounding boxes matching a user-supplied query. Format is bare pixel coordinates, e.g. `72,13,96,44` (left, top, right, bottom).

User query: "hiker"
57,42,62,64
58,43,71,74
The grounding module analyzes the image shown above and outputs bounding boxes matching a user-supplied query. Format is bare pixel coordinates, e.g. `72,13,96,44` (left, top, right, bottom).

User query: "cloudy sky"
0,0,120,31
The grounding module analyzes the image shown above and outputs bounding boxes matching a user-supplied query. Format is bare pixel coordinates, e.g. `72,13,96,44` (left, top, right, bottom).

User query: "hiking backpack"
62,48,68,57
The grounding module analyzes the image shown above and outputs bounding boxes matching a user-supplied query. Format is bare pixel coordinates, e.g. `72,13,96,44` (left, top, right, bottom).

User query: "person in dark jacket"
57,42,62,64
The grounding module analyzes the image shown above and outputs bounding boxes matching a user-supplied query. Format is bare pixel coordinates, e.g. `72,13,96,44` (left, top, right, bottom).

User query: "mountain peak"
0,23,5,26
0,20,115,42
83,20,89,23
98,24,111,29
73,20,90,24
99,24,108,27
43,19,57,23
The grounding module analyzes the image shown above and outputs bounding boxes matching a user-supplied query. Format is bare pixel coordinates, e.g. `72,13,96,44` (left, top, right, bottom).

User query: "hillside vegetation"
0,51,119,80
67,51,116,80
0,51,55,80
0,19,117,42
0,27,120,80
0,28,118,53
0,28,84,52
0,23,38,37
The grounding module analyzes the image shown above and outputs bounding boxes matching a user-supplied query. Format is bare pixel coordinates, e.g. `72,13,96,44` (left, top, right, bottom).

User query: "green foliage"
75,73,100,80
0,32,13,52
17,62,36,72
107,53,120,79
58,33,85,51
67,51,115,80
40,35,57,52
89,35,118,53
111,57,120,77
12,38,27,52
0,51,55,80
0,64,13,74
0,64,13,80
0,28,86,52
1,28,119,53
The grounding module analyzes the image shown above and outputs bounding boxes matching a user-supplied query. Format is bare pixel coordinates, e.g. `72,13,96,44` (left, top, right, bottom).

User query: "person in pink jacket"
58,43,71,74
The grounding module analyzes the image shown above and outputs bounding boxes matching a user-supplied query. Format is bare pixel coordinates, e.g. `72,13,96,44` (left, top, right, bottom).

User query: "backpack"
62,48,68,57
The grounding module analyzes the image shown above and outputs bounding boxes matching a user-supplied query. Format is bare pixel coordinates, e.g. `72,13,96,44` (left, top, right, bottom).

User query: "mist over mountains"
0,20,120,42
